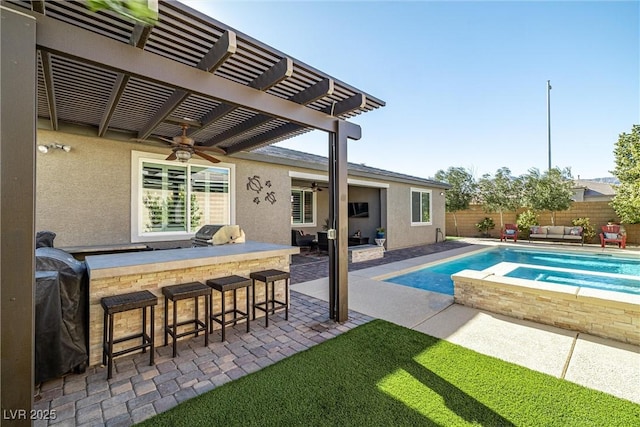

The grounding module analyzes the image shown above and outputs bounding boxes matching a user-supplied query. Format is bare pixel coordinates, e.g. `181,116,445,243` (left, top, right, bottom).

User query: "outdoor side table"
162,281,211,358
250,269,290,327
101,290,158,380
374,238,386,250
206,275,251,342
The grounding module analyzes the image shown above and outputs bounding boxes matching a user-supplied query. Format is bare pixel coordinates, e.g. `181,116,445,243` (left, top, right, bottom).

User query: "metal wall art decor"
247,175,277,205
264,191,276,204
246,175,263,193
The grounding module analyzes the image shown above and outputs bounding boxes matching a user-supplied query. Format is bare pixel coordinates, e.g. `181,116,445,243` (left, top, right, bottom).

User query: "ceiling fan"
305,182,328,192
134,123,225,164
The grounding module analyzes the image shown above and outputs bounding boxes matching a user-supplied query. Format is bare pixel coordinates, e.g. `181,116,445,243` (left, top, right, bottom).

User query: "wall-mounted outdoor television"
348,202,369,218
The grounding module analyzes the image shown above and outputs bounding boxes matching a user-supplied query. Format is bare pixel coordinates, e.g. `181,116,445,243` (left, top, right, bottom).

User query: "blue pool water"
384,248,640,296
505,267,640,295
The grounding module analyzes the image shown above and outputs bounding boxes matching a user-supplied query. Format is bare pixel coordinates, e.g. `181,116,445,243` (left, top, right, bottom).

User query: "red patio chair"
500,224,518,242
600,225,626,249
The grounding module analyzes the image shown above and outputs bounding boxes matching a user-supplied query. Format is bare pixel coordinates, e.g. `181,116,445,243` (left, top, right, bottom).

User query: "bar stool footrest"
166,320,208,340
210,309,249,326
253,300,287,314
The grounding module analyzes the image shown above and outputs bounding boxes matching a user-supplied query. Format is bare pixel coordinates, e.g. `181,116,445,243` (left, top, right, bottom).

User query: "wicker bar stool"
250,269,290,327
162,281,211,358
101,290,158,380
206,275,251,342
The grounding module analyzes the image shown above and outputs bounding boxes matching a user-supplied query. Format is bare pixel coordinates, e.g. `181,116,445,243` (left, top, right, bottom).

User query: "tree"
434,167,476,236
610,125,640,224
522,167,573,225
477,167,523,228
86,0,158,25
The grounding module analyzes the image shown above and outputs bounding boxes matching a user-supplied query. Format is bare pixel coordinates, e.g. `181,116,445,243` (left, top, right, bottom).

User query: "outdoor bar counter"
85,241,299,366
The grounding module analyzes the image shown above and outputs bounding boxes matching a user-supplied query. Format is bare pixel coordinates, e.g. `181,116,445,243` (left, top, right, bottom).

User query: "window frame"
131,151,235,242
410,187,433,226
290,187,317,227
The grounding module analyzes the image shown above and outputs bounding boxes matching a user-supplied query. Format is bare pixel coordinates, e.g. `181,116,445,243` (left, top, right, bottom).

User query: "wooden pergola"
0,1,384,421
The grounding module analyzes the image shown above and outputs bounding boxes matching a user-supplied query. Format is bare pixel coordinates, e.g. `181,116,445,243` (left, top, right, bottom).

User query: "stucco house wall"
36,129,448,250
36,129,295,247
386,183,446,249
234,161,291,246
37,130,134,247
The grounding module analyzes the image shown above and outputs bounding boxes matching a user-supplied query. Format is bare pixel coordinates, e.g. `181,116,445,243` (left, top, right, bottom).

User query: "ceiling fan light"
175,149,191,162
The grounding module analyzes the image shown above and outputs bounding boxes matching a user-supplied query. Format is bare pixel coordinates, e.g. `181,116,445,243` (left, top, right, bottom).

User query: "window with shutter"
291,188,315,226
135,152,233,240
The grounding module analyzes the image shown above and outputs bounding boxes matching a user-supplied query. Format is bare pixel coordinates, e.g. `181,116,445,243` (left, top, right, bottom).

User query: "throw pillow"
505,229,516,235
530,226,540,234
604,233,618,239
569,227,581,236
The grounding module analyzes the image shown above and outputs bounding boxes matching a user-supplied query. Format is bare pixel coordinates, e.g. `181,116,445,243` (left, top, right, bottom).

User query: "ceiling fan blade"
194,145,226,154
166,152,177,161
194,150,220,163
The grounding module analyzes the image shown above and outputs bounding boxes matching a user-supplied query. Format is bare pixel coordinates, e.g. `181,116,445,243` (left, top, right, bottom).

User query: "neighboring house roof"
572,179,616,201
234,145,451,189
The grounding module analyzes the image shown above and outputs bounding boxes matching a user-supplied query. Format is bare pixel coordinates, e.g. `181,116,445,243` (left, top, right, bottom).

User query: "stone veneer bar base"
85,242,298,366
452,270,640,346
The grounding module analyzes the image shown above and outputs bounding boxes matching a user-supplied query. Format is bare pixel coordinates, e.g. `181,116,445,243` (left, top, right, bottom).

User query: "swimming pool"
384,247,640,295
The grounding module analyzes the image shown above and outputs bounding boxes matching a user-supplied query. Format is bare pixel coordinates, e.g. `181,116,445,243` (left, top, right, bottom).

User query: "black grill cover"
35,248,88,383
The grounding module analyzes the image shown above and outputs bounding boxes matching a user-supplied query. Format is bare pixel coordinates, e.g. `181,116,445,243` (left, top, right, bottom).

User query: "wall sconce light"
38,143,71,153
439,192,445,196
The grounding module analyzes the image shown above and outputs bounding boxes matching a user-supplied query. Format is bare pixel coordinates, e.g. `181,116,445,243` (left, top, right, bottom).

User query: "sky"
180,0,639,181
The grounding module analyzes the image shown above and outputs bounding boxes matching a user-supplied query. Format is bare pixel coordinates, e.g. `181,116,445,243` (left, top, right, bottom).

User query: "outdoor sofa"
529,225,584,246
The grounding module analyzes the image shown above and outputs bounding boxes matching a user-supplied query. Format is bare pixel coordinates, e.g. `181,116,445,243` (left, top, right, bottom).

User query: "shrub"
572,217,596,243
517,210,539,239
475,217,495,237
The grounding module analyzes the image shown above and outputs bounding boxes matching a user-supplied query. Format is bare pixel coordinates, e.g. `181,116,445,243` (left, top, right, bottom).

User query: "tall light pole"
547,80,552,171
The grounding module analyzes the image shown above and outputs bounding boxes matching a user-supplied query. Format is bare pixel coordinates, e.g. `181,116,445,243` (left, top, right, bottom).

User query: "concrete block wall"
453,271,640,345
89,256,290,366
445,201,639,244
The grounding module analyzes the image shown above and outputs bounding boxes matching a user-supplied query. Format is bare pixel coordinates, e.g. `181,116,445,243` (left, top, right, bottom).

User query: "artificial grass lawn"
141,319,639,426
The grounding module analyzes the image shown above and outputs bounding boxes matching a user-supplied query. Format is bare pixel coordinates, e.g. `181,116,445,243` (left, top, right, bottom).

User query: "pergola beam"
188,57,293,139
204,78,333,146
247,57,293,91
322,93,367,116
289,78,334,104
98,73,129,137
224,123,305,155
99,22,153,137
138,30,237,140
40,51,58,131
30,0,45,13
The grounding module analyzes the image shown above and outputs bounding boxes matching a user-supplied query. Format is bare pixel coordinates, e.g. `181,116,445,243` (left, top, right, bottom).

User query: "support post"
328,122,350,322
1,7,37,425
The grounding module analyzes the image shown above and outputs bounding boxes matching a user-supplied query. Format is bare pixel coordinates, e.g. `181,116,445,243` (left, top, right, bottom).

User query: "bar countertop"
85,241,299,279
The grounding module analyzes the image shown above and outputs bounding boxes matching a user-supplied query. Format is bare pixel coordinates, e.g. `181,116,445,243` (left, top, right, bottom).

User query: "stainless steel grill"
191,225,245,246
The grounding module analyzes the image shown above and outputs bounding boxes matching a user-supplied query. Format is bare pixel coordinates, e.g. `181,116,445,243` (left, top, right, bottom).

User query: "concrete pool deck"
291,241,640,404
